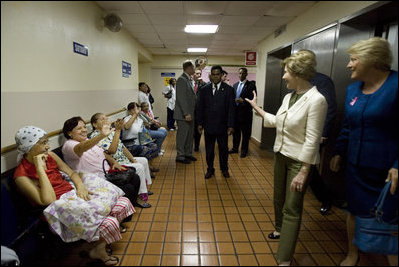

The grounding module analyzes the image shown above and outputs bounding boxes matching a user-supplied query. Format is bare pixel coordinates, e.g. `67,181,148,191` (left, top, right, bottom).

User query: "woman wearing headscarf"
14,126,134,266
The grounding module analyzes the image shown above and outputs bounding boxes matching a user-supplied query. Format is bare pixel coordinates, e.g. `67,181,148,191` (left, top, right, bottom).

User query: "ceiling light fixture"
187,48,208,53
184,25,218,33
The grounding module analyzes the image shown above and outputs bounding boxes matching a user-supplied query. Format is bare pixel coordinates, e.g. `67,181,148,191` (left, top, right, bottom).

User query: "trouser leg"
205,132,216,172
217,133,229,171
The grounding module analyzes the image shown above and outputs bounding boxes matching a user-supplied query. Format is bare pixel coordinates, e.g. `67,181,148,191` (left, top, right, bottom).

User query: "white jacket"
263,86,327,164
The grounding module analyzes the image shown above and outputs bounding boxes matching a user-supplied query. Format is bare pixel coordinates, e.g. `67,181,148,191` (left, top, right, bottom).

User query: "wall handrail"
1,108,126,154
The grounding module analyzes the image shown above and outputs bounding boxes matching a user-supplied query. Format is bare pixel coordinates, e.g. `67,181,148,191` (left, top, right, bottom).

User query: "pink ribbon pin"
350,96,358,106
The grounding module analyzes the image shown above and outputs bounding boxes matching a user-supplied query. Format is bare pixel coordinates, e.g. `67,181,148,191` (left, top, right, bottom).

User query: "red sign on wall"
245,51,257,66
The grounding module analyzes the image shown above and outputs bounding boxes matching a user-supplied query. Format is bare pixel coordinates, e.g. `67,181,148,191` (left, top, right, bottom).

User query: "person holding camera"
162,78,177,131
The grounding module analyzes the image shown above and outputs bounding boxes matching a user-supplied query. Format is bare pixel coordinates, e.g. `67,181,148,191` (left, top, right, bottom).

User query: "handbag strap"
374,181,392,220
102,159,108,175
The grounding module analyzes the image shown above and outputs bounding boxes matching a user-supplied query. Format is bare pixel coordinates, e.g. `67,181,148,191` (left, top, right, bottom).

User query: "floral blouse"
90,130,131,165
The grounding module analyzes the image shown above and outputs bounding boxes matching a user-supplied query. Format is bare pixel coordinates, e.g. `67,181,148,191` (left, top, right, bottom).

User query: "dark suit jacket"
311,72,337,138
196,82,236,135
174,73,196,121
233,80,257,122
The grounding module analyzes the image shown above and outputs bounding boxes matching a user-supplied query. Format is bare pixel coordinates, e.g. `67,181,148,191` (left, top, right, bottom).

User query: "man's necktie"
236,82,243,105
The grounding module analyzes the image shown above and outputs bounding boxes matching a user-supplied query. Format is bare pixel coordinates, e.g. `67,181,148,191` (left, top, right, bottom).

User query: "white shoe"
160,149,165,153
278,261,291,266
158,151,164,156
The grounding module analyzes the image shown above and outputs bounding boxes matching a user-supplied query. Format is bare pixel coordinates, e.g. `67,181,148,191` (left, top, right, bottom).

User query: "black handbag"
353,181,398,255
102,159,136,187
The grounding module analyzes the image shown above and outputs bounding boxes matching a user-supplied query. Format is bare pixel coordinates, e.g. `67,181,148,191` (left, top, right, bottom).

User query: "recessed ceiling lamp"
187,48,208,53
184,25,218,33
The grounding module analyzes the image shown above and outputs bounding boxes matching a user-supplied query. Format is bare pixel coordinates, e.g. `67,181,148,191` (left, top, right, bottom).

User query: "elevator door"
292,25,337,77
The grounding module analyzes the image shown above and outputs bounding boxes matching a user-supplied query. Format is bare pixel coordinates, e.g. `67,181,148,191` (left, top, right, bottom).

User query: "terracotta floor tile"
167,221,182,231
198,222,213,232
199,231,215,242
183,231,198,242
144,242,163,255
251,242,272,254
234,242,253,254
256,254,277,265
126,242,146,254
218,255,239,266
161,255,180,266
214,232,233,242
181,255,199,266
141,254,161,266
200,242,217,255
237,254,258,266
121,255,142,266
217,242,236,254
135,222,151,232
163,242,181,255
312,253,336,266
182,242,199,255
201,255,219,266
183,222,198,231
231,231,249,242
165,231,181,242
148,231,166,242
213,222,229,231
131,231,149,242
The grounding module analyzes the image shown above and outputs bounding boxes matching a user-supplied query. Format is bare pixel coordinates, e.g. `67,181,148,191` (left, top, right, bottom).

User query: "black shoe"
222,170,230,178
186,155,197,161
228,149,238,154
240,153,247,158
148,191,154,196
150,173,156,179
176,158,191,164
150,167,160,172
205,170,215,179
320,203,331,215
268,232,280,239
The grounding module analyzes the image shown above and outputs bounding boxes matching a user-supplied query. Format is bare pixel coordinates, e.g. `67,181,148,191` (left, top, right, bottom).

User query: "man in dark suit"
197,65,235,179
174,61,197,164
193,67,206,152
229,67,257,158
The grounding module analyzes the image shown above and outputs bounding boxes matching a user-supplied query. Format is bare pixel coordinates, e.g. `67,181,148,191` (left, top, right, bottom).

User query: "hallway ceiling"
96,1,317,56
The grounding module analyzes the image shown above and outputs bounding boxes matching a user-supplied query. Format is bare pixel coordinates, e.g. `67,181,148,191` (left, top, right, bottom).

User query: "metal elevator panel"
292,25,338,77
261,45,291,151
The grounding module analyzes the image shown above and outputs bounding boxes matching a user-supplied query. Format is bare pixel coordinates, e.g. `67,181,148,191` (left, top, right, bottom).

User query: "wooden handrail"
1,108,126,154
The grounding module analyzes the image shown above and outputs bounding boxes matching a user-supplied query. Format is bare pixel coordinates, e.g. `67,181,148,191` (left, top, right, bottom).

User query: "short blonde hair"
282,50,317,81
347,37,392,71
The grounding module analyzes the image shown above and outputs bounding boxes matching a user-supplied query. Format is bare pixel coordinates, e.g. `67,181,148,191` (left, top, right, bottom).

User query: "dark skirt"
346,162,398,223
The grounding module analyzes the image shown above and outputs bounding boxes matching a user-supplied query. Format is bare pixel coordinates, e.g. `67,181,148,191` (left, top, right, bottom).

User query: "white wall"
252,1,378,142
1,1,151,147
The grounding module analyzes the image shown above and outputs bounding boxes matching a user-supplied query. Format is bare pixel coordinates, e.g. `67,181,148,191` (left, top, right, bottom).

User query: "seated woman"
89,112,153,208
122,102,160,171
14,126,134,266
139,102,168,156
61,117,146,209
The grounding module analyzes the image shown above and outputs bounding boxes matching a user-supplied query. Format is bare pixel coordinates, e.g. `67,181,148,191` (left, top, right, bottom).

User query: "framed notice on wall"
245,51,257,66
122,61,131,78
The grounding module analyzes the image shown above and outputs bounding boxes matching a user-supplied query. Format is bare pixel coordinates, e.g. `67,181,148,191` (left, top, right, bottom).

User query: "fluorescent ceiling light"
187,48,208,53
184,25,218,33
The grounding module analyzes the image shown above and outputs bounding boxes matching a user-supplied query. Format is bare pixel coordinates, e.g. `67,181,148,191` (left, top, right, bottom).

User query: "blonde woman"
330,37,398,266
246,50,327,266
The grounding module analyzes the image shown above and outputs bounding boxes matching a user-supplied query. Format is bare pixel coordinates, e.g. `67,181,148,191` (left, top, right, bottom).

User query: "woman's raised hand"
33,153,48,169
114,118,125,131
100,120,113,136
245,91,258,107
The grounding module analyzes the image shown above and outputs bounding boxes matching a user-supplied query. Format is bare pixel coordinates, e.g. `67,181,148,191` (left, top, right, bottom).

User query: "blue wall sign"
73,42,88,56
122,61,131,78
161,72,175,77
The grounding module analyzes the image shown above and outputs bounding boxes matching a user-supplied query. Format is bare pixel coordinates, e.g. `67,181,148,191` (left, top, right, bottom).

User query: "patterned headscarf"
15,126,47,164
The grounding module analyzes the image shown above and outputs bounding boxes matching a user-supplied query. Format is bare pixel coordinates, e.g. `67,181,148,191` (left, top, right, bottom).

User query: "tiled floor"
46,131,390,266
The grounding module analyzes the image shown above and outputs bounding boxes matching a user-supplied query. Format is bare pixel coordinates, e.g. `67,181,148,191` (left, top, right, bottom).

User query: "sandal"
103,256,119,266
105,244,112,255
120,224,127,233
135,201,152,208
